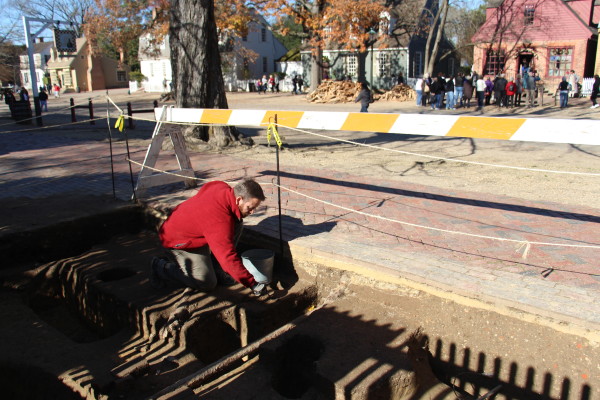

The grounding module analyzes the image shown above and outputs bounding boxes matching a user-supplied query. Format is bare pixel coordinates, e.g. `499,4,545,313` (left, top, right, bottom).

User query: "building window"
414,51,423,77
448,58,455,76
548,48,572,77
261,28,266,42
524,5,535,25
242,35,247,42
345,54,358,78
262,57,268,73
377,52,391,77
23,72,29,84
117,71,127,82
484,50,505,75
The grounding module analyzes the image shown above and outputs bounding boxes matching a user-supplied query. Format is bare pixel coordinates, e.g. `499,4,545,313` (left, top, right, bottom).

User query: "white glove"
252,282,266,296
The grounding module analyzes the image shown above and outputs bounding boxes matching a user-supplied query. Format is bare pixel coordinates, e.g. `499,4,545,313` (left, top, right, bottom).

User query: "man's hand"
252,283,266,296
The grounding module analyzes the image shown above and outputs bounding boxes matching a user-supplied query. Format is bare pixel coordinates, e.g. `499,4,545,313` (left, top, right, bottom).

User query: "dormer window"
524,5,535,25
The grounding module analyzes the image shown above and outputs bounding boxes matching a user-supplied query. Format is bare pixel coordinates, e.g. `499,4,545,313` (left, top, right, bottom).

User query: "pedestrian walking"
38,88,48,111
354,82,373,113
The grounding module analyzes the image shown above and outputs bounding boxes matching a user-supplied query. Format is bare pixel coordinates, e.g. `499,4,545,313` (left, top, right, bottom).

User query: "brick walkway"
1,98,599,339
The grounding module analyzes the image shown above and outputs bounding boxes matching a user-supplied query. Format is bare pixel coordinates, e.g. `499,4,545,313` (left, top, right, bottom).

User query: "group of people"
255,74,304,95
3,83,61,114
415,72,490,111
256,74,280,93
413,69,573,111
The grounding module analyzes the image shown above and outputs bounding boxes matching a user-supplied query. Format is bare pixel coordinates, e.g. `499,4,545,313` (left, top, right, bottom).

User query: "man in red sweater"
151,179,267,295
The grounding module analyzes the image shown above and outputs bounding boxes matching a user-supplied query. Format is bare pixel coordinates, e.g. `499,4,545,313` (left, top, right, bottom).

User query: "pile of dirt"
376,84,415,102
306,81,361,103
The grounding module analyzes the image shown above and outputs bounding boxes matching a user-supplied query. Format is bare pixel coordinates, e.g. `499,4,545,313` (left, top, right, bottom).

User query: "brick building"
471,0,599,87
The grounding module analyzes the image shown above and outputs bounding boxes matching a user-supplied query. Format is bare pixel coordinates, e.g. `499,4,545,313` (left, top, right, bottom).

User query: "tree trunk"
309,46,322,92
427,0,449,75
169,0,251,148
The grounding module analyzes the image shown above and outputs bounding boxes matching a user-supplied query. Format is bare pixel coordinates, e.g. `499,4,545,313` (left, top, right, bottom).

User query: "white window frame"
377,51,391,77
345,54,358,78
414,51,423,77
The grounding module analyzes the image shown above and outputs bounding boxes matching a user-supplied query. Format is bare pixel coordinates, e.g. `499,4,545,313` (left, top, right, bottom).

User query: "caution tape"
266,123,283,148
154,107,600,146
114,115,125,132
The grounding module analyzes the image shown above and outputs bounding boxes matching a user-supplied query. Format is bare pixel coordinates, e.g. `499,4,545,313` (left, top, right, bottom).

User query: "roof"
472,0,597,43
20,41,53,56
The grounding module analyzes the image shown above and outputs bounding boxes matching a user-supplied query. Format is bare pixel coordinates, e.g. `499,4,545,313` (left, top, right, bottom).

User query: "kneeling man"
151,179,266,295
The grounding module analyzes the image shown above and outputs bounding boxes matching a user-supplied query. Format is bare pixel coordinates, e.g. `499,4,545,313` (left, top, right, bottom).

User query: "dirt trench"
0,199,596,400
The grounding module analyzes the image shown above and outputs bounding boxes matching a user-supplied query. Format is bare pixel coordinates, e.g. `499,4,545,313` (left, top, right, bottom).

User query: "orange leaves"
261,0,387,53
322,0,387,52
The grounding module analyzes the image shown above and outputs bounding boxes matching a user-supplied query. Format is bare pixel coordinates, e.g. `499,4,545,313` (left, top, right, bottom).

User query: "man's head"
233,179,266,218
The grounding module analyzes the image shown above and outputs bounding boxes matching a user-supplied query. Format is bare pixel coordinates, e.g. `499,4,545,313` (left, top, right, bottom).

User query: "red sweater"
158,181,256,288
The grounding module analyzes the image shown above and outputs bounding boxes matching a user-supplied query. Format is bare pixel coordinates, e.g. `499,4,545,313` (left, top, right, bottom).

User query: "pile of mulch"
306,81,416,103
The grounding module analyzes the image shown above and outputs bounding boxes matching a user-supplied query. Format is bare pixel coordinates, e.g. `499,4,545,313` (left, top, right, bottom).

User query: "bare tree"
444,1,486,66
11,0,93,36
423,0,451,75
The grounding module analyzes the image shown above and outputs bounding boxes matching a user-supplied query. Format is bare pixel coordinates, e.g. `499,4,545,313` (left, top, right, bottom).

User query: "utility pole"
22,16,74,126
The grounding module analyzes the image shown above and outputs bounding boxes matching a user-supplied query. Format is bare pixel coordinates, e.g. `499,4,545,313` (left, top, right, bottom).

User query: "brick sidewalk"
1,102,599,337
143,150,600,334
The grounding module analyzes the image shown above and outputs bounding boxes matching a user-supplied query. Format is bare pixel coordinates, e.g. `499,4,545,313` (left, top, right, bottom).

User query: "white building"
138,36,172,93
138,15,287,93
19,40,53,91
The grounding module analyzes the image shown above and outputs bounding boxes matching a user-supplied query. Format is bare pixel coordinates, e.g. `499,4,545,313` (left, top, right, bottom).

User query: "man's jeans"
431,93,441,109
161,220,243,290
445,91,454,109
455,87,464,107
559,91,568,108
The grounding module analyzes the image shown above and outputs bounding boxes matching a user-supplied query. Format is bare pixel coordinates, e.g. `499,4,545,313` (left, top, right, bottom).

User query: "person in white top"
414,77,423,106
568,70,579,98
475,77,486,111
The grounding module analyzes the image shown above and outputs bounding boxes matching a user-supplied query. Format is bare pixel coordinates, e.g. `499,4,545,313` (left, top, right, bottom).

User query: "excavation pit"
0,201,597,400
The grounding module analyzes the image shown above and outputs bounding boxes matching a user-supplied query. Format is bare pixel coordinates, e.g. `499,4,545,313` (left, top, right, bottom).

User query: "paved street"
1,88,599,341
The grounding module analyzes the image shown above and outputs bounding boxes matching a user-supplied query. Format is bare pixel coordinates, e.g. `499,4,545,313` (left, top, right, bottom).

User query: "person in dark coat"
462,76,474,108
397,72,405,85
430,77,443,110
590,75,600,108
354,82,373,112
494,74,508,107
